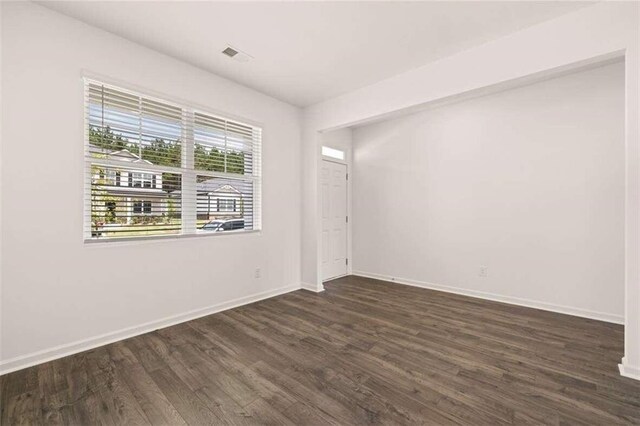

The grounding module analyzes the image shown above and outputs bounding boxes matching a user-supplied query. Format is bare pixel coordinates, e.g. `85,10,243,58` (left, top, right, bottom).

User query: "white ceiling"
40,1,591,107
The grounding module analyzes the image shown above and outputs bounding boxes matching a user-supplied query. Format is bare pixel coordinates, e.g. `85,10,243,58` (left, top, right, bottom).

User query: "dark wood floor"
2,276,640,425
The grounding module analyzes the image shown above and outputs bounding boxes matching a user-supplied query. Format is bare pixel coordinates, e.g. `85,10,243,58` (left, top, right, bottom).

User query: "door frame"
321,156,352,282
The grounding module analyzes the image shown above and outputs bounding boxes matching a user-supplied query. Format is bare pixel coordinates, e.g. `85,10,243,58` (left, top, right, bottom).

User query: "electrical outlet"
254,268,261,279
479,266,488,278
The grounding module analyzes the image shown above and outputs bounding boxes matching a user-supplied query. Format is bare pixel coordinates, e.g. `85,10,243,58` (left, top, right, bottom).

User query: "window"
132,200,152,214
217,198,236,212
105,170,120,186
322,146,345,161
132,172,154,188
85,79,262,240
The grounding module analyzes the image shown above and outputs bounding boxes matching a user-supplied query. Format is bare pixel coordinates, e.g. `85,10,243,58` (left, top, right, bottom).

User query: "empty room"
1,1,640,425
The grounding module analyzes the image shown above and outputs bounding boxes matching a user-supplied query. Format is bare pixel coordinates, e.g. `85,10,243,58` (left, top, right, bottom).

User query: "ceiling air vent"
222,46,253,63
222,47,239,58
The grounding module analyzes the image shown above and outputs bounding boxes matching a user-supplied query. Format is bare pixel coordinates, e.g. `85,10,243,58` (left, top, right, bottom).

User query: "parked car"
201,219,245,232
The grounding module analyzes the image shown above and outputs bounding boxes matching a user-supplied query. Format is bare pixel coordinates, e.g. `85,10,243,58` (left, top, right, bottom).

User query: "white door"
321,160,348,281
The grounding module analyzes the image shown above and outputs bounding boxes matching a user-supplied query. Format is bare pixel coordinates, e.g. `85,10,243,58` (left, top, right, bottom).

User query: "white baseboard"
324,273,349,282
619,357,640,381
301,282,325,293
352,271,624,325
0,284,300,376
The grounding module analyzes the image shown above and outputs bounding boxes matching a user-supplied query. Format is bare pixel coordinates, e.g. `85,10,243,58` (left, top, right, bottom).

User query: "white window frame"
83,77,262,242
131,172,154,188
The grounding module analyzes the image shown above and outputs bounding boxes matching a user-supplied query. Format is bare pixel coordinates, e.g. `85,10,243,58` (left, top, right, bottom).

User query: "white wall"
0,0,3,361
0,2,301,372
302,1,640,379
352,62,625,321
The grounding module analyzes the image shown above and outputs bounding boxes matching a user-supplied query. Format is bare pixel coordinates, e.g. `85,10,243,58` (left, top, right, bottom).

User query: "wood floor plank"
2,275,639,425
84,347,150,425
107,342,187,426
148,367,220,425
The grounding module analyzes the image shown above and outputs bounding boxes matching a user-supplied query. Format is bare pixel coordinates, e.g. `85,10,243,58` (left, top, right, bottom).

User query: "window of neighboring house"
85,79,262,240
217,198,236,212
132,200,152,214
105,170,121,186
132,172,154,188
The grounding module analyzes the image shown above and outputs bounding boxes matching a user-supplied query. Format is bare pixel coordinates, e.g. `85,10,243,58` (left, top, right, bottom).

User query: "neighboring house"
197,184,245,220
93,149,172,224
94,149,245,224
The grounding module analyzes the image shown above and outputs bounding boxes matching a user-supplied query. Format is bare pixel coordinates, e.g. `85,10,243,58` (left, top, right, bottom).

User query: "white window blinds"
84,79,262,240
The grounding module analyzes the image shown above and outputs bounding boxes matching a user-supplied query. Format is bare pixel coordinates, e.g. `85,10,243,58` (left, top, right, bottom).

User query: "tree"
226,151,245,175
140,138,181,168
194,143,245,174
90,126,245,175
160,173,182,194
139,139,182,193
90,165,123,236
89,125,130,151
167,197,178,220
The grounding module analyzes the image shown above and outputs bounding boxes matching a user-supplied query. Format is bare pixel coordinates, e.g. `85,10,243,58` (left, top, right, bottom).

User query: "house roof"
211,184,241,195
108,149,153,165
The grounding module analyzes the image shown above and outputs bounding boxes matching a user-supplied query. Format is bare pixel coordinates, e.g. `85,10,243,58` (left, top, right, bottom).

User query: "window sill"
84,229,262,245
